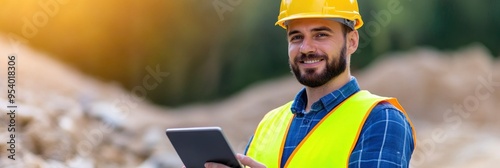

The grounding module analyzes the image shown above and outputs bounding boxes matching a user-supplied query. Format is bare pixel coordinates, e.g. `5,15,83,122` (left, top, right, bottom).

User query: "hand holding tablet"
205,154,266,168
167,127,262,168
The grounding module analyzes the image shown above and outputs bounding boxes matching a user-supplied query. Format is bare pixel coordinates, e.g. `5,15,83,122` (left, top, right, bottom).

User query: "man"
206,0,416,167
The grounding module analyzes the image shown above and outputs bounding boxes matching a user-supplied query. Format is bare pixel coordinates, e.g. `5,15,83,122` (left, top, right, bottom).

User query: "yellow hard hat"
276,0,364,30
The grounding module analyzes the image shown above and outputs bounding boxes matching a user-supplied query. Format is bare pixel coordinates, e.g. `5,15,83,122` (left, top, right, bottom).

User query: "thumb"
236,154,266,168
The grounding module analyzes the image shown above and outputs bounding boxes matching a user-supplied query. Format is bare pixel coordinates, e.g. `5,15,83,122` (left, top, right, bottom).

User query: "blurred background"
0,0,499,167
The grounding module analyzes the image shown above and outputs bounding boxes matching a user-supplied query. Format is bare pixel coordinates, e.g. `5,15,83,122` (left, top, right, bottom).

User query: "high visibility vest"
246,90,416,168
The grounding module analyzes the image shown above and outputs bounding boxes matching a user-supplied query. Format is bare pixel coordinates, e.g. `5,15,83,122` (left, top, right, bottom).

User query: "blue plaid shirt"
245,77,414,168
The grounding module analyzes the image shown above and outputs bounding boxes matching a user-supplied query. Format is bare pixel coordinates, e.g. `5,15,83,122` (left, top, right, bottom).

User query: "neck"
304,72,351,112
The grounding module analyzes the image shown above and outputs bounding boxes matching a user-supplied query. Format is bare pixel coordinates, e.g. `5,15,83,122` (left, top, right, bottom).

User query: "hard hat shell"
276,0,364,30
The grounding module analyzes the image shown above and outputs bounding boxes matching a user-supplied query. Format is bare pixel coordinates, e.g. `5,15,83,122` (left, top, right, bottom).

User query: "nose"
299,38,316,54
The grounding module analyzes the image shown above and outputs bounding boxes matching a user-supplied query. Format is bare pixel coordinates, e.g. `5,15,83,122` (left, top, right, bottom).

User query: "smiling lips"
298,58,325,69
301,59,324,64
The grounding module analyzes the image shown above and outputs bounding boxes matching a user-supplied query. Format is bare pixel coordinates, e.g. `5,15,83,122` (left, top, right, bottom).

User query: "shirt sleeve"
348,102,415,168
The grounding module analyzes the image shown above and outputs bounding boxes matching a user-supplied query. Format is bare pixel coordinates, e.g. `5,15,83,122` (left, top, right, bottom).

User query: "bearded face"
290,43,347,88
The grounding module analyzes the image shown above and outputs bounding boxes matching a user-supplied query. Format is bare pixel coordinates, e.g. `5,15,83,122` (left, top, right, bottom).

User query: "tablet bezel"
166,127,243,168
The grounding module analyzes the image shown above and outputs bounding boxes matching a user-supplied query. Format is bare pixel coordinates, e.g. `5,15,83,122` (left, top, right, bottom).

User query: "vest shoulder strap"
246,101,294,168
285,90,389,167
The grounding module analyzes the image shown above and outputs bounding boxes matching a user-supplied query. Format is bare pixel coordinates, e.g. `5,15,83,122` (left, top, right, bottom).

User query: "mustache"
294,53,328,62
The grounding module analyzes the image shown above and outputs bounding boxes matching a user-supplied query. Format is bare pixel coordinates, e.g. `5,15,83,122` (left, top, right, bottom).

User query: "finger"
236,154,266,168
205,162,229,168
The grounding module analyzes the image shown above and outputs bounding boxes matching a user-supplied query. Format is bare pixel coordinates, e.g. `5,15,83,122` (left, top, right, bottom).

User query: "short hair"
341,24,353,37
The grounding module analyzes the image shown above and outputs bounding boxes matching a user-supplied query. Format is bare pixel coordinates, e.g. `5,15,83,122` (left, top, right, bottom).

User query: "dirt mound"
356,45,500,167
0,36,181,167
0,35,499,167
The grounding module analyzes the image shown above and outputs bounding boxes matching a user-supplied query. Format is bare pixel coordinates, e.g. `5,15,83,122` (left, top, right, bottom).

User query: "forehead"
286,18,342,32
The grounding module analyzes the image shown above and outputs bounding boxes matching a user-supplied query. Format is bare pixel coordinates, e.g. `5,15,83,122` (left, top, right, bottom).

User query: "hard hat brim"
275,13,363,30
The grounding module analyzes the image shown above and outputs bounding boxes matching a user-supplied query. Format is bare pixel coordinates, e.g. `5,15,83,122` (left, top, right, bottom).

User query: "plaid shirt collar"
290,76,361,114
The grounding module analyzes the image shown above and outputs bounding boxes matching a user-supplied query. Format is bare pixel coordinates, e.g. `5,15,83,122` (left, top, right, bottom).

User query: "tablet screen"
166,127,243,168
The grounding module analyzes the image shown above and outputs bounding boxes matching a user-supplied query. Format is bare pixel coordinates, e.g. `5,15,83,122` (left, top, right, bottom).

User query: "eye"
316,33,329,38
289,35,303,42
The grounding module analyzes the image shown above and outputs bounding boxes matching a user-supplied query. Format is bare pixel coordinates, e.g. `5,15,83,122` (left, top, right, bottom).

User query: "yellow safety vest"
246,90,416,168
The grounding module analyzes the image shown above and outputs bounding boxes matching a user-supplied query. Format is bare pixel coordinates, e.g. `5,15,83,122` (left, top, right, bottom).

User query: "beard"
289,44,347,88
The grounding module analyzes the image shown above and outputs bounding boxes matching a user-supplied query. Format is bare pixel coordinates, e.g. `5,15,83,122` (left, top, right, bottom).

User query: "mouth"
300,59,325,64
297,58,325,70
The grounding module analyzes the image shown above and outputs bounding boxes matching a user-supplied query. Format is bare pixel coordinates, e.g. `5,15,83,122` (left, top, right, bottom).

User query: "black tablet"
166,127,243,168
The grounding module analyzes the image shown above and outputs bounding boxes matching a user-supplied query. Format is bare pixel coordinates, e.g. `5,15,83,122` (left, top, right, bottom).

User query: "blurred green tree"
0,0,497,107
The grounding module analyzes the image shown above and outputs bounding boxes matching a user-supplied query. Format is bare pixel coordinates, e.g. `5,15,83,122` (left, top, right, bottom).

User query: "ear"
346,30,359,55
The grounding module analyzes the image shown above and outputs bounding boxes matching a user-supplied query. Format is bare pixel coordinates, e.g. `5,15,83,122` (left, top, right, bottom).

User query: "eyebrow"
288,30,300,37
311,26,333,33
288,26,333,37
